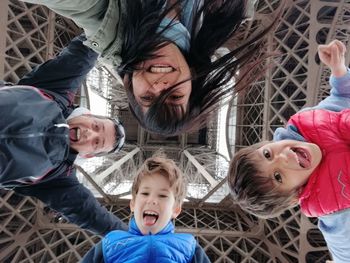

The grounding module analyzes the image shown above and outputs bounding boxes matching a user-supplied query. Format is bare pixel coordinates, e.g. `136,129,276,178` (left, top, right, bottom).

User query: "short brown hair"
131,156,186,206
228,142,299,218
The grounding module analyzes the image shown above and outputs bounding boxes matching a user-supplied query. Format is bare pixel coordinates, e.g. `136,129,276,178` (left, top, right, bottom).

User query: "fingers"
318,39,344,56
330,41,342,63
318,44,331,65
318,39,346,67
318,45,330,57
334,39,346,54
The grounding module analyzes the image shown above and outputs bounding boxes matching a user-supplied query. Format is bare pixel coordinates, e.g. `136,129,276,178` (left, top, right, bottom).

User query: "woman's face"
131,43,192,113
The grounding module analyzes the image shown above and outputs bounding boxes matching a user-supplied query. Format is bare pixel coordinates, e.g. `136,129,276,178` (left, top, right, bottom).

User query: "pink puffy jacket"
288,109,350,217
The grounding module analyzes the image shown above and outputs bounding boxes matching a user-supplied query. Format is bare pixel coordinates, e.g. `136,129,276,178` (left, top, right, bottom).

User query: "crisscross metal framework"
1,0,347,262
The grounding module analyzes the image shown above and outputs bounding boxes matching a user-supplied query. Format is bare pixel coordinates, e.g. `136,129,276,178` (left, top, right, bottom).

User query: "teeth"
294,153,300,164
150,66,174,73
291,148,300,164
144,210,158,216
77,128,80,141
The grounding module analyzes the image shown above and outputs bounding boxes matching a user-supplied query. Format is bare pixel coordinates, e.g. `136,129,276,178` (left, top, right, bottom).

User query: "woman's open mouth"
148,65,176,73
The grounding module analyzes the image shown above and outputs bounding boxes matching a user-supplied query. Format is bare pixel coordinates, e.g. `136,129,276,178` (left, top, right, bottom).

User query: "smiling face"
254,140,322,193
130,172,181,235
67,115,116,156
131,43,192,113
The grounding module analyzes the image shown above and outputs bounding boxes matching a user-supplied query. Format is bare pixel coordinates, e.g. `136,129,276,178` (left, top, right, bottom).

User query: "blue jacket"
103,218,196,263
1,35,127,236
273,68,350,262
82,218,211,263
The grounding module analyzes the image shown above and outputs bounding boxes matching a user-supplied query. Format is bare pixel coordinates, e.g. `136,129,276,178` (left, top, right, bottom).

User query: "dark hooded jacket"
0,35,127,235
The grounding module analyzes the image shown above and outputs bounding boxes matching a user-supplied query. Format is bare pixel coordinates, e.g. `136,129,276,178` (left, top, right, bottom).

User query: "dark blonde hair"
131,156,186,206
228,142,299,218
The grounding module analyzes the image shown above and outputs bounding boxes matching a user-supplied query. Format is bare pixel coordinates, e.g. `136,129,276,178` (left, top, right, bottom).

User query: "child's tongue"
144,215,157,226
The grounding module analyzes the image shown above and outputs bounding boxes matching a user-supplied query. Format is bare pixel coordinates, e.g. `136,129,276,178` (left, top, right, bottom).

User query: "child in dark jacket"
82,155,210,263
229,39,350,263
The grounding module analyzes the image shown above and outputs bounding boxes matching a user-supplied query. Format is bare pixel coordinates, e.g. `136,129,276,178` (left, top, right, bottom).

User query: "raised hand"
318,39,347,77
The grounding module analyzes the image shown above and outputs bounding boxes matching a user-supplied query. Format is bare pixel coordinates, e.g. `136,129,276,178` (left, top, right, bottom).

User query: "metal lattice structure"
228,0,350,151
0,0,347,262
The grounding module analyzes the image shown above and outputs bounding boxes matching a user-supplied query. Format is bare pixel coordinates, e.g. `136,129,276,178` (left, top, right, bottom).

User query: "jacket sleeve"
20,0,107,38
19,0,122,60
14,172,128,236
307,68,350,112
318,209,350,263
191,243,211,263
81,240,105,263
17,34,98,113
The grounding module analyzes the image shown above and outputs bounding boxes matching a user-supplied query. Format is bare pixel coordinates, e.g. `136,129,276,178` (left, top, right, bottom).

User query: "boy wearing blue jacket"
82,156,210,263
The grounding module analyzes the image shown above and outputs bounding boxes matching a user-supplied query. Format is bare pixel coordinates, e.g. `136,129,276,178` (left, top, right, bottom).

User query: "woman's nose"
152,80,170,92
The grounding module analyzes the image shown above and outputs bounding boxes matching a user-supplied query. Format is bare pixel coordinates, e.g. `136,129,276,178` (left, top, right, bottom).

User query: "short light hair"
131,156,186,206
228,141,299,218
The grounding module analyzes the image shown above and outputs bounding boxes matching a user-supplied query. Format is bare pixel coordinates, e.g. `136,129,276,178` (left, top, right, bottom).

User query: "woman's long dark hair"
119,0,281,136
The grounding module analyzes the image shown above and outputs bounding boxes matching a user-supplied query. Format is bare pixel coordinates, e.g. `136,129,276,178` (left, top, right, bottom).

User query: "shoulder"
166,232,196,247
81,241,104,263
160,233,196,262
319,209,350,234
192,242,210,263
318,209,350,263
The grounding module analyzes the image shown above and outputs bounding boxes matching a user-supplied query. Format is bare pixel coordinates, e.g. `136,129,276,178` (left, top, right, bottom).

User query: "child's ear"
129,199,135,212
172,205,182,219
